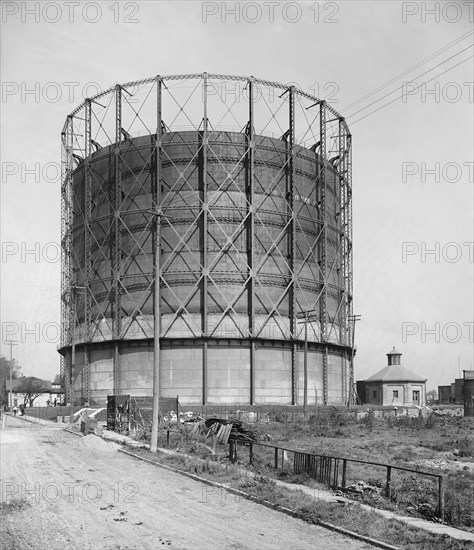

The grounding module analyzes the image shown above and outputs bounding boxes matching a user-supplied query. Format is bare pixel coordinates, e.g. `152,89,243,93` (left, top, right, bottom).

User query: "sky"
0,0,473,392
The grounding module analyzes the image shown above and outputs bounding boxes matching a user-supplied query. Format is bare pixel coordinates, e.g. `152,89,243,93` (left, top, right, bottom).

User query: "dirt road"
1,416,373,550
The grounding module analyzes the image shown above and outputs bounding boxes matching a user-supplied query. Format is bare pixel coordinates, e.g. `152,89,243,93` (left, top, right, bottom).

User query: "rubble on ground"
409,457,474,473
163,411,202,424
344,480,380,494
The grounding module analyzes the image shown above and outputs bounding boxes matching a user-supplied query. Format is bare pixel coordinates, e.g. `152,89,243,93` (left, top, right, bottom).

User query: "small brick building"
357,348,426,406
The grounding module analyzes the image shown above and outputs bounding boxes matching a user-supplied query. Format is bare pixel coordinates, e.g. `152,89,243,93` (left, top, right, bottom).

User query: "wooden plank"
222,424,232,445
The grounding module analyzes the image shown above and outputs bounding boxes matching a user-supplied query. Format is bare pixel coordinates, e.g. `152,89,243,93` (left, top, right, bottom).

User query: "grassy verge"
128,447,471,550
233,412,474,529
0,499,30,550
129,410,473,531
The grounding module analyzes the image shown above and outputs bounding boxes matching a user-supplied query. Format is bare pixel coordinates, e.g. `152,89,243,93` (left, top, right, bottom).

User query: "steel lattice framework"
59,74,353,406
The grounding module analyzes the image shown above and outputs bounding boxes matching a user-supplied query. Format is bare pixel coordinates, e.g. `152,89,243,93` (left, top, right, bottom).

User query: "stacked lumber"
191,418,256,444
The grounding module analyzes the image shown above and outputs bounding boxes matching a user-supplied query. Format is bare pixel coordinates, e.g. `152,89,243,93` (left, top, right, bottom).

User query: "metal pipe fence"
228,439,445,521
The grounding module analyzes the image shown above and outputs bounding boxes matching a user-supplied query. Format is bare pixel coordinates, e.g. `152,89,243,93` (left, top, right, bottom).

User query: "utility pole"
146,208,169,453
151,209,161,453
3,340,18,409
68,285,85,423
348,314,361,406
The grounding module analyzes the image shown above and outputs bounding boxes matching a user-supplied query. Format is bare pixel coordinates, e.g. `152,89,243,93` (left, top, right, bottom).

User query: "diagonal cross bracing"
60,74,353,406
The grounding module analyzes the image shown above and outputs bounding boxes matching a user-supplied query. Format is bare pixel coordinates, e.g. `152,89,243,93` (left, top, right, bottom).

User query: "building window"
372,390,377,398
393,390,399,398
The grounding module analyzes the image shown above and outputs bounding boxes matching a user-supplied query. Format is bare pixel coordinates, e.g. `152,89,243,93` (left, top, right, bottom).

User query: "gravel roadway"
0,416,373,550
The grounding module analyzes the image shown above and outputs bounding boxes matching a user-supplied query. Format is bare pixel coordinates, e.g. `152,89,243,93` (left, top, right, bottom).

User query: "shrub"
362,410,375,431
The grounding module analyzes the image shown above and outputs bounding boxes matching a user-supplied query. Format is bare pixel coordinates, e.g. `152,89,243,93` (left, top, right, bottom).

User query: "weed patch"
135,412,473,532
0,499,30,514
129,448,472,550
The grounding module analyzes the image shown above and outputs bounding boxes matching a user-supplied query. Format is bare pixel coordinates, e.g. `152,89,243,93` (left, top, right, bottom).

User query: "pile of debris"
343,480,381,494
163,411,202,424
190,418,256,445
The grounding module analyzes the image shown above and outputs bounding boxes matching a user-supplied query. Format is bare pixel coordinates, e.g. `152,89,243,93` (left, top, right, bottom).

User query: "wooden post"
438,476,445,521
249,442,253,465
166,429,170,446
342,459,347,489
385,466,392,498
229,440,234,462
334,459,339,489
211,432,217,455
274,447,279,469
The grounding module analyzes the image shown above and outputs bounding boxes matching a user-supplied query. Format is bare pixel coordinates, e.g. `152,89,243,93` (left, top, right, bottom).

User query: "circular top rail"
62,73,351,137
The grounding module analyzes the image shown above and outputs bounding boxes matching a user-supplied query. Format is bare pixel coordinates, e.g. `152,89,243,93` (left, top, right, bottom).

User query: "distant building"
5,379,63,407
357,348,427,406
439,370,474,414
464,371,474,416
454,378,465,403
438,385,451,404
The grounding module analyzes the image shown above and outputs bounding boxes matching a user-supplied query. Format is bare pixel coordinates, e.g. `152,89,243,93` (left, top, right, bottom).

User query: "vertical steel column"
319,102,328,405
338,118,347,405
202,73,209,404
324,347,329,405
346,135,354,405
64,353,71,405
202,341,208,406
113,85,122,396
288,87,297,405
67,117,75,409
303,310,308,412
338,118,346,346
246,77,255,405
60,121,69,350
84,99,92,405
292,341,297,406
342,351,347,406
151,76,163,453
60,355,65,403
61,115,74,400
70,286,78,420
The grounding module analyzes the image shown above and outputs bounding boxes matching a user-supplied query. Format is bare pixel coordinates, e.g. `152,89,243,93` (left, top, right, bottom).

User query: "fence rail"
228,439,445,521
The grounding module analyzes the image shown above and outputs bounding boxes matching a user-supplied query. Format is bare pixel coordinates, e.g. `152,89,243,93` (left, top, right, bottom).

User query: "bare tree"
0,355,22,406
426,389,438,404
15,377,51,407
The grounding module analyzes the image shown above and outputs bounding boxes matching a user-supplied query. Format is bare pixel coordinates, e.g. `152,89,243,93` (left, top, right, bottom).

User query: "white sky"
1,1,473,392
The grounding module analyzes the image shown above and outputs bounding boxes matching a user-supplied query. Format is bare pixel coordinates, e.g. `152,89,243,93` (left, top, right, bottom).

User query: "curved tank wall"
60,75,353,406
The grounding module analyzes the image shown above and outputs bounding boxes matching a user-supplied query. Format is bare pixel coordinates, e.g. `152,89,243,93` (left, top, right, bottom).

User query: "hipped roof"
365,364,426,383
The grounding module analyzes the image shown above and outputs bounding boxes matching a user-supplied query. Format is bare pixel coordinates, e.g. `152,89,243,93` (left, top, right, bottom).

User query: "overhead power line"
347,43,473,120
343,30,473,114
350,55,473,126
